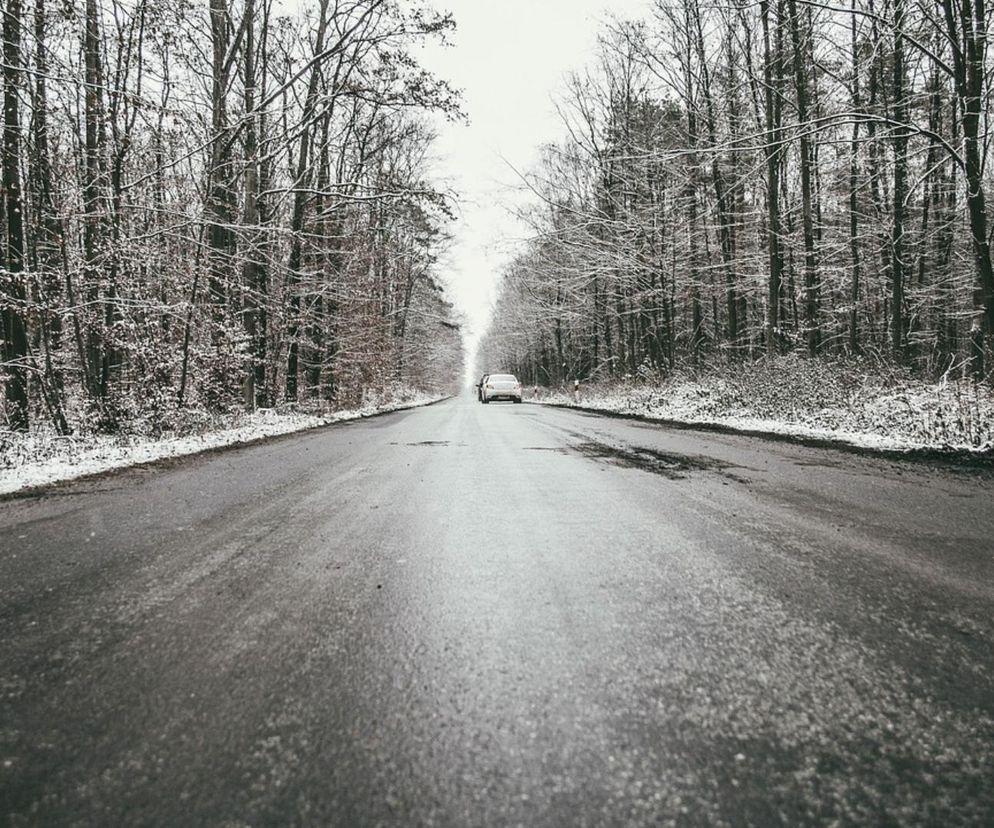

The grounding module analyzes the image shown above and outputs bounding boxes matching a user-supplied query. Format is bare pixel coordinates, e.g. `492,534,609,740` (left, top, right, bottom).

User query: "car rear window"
489,374,517,382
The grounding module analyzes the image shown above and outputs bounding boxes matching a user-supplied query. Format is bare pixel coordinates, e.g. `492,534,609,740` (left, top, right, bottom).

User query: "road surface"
2,395,993,826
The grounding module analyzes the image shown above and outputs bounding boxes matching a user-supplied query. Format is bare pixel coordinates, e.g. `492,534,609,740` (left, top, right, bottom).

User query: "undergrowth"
539,354,994,451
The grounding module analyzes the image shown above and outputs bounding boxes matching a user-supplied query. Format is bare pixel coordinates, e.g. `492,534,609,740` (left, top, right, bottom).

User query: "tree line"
1,0,463,434
478,0,994,389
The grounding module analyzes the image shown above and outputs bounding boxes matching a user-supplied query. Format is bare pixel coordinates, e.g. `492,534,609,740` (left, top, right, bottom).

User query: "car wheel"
513,397,522,404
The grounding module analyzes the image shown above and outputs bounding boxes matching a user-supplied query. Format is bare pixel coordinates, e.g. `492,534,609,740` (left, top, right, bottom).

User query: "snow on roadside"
0,392,445,496
535,393,924,452
530,359,994,456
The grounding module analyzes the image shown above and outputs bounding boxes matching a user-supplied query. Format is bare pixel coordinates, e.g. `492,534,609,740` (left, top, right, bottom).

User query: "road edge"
530,400,994,472
0,396,452,502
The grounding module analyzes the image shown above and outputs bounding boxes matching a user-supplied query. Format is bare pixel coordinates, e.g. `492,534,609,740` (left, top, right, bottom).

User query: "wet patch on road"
792,458,848,469
390,440,464,447
572,440,748,482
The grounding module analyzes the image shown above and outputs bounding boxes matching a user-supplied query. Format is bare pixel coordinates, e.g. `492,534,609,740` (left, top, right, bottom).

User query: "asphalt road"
2,394,993,826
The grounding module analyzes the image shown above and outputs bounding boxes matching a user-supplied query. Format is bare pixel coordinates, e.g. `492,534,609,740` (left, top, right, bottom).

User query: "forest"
1,0,464,436
478,0,994,392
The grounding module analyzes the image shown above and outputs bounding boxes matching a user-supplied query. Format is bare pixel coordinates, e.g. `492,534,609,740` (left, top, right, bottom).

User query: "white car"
481,373,523,404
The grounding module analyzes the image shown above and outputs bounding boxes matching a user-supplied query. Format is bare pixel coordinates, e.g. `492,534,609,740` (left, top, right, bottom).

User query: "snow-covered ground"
0,391,445,496
531,356,994,456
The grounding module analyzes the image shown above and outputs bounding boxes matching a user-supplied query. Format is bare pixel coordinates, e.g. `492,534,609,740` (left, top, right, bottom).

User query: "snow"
0,392,445,497
529,358,994,456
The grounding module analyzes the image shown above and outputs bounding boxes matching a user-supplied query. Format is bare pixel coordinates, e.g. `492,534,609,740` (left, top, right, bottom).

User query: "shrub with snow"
539,355,994,453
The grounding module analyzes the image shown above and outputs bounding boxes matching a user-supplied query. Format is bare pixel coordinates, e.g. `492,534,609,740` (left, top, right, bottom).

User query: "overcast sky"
417,0,653,368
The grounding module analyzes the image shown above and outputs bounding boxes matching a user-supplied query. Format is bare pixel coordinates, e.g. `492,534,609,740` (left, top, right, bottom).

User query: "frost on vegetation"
0,386,442,495
535,355,994,453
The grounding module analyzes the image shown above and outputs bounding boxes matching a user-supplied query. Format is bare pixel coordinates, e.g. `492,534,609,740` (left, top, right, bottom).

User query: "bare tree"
2,0,29,430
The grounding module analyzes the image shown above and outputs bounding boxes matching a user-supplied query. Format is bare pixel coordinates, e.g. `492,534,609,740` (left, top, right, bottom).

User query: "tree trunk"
788,0,820,355
890,0,908,359
691,3,738,349
2,0,29,430
761,0,784,352
241,0,262,410
682,4,705,359
942,0,994,376
82,0,108,404
286,0,332,401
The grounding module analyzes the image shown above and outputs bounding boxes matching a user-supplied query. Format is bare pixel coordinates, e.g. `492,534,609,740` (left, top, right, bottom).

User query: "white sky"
417,0,653,369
